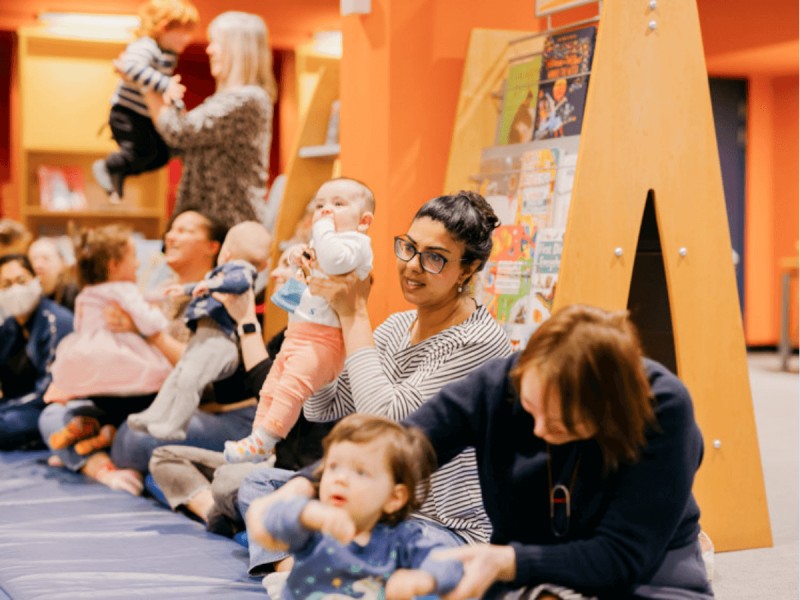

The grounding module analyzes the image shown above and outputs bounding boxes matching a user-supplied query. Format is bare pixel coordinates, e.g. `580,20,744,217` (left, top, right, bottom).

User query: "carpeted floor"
711,352,799,598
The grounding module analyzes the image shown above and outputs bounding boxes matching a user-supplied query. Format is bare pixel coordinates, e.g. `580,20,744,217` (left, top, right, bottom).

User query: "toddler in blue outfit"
246,414,463,599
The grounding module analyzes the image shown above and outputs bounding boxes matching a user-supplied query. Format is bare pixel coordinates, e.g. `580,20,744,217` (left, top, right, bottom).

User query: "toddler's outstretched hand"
301,501,356,545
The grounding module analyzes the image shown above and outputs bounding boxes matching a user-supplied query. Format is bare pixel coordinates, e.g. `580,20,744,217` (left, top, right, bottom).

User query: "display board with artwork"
475,137,578,349
469,25,596,349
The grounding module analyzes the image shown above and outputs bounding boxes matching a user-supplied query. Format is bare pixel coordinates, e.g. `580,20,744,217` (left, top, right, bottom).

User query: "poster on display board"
474,136,579,350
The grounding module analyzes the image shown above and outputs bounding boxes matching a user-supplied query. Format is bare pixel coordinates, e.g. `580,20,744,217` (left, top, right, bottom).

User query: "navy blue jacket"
0,298,74,406
405,355,704,598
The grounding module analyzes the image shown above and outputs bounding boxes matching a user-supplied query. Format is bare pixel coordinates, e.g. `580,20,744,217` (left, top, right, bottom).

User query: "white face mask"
0,278,42,319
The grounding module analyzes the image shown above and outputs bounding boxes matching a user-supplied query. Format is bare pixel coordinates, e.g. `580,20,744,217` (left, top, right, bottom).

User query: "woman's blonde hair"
207,11,277,101
137,0,199,38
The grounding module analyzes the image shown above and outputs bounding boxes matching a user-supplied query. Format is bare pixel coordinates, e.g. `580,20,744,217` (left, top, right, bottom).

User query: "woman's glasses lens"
393,238,446,274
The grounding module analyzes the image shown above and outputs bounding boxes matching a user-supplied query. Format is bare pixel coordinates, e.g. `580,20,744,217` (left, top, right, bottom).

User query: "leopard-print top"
157,85,273,229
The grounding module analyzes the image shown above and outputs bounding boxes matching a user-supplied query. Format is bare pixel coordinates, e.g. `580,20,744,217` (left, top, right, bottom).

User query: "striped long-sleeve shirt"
303,305,512,543
111,36,178,117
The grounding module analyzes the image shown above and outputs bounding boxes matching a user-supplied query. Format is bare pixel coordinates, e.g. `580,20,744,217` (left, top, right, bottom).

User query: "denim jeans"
0,397,45,450
111,404,256,473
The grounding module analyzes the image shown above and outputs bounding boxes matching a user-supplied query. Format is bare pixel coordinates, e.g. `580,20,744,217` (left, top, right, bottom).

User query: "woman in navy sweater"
404,304,714,600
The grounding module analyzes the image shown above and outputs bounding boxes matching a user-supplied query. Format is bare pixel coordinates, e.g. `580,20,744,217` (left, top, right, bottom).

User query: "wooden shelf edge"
24,207,163,219
298,143,340,158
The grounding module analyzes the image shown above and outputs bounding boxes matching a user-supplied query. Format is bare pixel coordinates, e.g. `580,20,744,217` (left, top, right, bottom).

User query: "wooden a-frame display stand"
444,1,771,551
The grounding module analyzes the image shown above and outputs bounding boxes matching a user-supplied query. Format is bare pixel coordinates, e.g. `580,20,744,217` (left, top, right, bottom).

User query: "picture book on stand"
533,25,597,140
497,57,542,145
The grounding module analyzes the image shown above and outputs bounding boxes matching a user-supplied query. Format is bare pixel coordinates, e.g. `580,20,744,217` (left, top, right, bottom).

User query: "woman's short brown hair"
76,224,131,287
316,414,437,525
511,304,655,470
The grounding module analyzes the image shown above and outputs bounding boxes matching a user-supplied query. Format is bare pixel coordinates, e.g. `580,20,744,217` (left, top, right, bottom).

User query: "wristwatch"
237,321,261,336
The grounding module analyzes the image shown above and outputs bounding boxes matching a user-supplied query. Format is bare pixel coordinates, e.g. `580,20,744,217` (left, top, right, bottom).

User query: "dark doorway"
709,77,747,314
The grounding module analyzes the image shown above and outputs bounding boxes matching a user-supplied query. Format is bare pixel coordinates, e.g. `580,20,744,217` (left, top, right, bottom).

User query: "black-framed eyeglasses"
393,237,449,274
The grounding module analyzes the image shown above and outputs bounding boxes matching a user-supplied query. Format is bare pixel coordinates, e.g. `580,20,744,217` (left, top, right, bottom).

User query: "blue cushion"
0,451,265,598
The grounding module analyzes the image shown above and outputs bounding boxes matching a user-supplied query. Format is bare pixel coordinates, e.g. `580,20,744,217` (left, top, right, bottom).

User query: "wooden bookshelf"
15,27,168,240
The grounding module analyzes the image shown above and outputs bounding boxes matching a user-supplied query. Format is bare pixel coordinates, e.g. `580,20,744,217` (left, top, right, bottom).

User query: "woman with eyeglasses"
238,190,511,576
0,254,73,449
400,305,713,600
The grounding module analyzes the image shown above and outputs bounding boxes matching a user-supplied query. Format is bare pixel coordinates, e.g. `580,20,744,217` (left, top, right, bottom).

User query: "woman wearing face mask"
0,254,73,449
28,237,79,313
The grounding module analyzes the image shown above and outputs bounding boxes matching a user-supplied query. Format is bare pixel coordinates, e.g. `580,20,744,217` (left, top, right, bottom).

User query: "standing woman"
240,190,512,574
138,11,276,228
0,254,73,449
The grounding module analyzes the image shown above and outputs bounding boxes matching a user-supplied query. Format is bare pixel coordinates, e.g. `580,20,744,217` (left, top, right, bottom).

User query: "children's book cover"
552,150,578,228
532,227,564,276
533,25,597,140
477,145,528,226
540,25,597,81
37,165,89,211
518,148,559,230
527,228,564,327
497,57,542,145
479,224,534,327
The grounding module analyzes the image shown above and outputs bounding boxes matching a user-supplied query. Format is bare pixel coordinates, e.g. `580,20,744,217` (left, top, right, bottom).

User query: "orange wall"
698,0,799,345
745,77,777,344
340,0,552,323
771,75,798,345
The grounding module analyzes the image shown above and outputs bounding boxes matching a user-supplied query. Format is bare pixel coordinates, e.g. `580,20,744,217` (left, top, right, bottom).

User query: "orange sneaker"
75,425,117,456
49,416,100,450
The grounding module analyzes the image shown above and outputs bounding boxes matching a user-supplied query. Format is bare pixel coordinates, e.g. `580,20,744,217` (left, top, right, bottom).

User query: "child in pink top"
47,225,172,401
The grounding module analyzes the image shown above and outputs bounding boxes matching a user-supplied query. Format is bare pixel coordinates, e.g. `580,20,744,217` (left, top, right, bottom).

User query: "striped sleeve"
303,307,511,423
119,37,175,93
302,367,356,422
342,309,511,421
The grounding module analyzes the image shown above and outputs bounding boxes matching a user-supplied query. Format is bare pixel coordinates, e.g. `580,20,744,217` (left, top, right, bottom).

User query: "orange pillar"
745,77,777,345
339,0,538,325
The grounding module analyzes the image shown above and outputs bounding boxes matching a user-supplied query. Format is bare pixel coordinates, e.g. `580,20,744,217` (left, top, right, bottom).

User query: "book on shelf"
533,25,597,140
497,57,542,145
37,165,88,211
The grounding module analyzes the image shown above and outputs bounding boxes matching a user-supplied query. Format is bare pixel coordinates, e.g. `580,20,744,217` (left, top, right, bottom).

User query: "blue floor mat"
0,450,265,599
